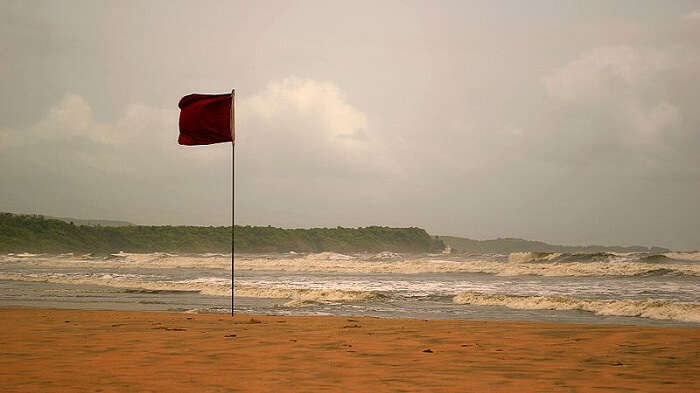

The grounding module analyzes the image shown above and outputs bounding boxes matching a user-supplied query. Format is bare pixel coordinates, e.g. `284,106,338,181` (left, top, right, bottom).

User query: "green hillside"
3,212,665,256
234,225,444,253
439,235,669,254
0,213,444,254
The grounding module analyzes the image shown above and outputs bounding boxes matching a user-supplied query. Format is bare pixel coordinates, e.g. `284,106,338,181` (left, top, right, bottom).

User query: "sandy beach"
0,308,698,392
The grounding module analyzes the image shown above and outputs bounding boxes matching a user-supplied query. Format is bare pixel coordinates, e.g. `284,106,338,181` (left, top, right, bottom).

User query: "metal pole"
231,89,235,317
231,143,236,316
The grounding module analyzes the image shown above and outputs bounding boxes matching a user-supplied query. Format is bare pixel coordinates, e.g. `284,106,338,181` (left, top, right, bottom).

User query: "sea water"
1,251,698,326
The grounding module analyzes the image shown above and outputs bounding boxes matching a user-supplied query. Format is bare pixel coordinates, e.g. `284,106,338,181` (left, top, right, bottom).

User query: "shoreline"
1,307,698,392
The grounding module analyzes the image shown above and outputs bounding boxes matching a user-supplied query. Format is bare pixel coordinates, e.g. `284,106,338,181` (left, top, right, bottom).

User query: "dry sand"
1,307,698,392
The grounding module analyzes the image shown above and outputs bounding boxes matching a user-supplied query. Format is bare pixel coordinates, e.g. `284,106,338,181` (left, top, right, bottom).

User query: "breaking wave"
2,251,699,277
0,272,231,296
364,251,404,261
236,257,700,277
6,252,43,258
508,252,616,263
235,286,381,307
506,251,679,264
636,254,674,263
665,251,700,261
304,252,355,260
0,272,379,306
453,292,700,323
633,268,681,277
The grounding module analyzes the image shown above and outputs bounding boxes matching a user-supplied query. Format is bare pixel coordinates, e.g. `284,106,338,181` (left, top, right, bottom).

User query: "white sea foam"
507,251,624,263
665,251,700,261
0,272,379,305
365,251,404,261
453,292,700,323
2,269,698,321
235,285,380,307
508,252,563,263
304,252,354,260
7,252,42,258
236,257,700,277
0,272,227,295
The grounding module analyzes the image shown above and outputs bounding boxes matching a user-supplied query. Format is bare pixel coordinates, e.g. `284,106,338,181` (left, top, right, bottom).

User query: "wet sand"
1,308,698,392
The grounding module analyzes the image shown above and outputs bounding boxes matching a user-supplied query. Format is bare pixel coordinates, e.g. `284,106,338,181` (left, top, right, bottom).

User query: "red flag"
178,92,234,145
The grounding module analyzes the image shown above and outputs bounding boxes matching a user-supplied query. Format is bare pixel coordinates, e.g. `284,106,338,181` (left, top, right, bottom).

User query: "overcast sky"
1,1,699,249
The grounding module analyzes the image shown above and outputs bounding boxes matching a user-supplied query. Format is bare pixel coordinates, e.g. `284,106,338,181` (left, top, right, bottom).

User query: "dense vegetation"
0,213,444,254
233,225,444,253
439,235,669,254
5,212,665,255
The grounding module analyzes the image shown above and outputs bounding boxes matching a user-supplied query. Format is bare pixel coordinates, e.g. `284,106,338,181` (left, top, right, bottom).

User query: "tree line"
0,213,444,254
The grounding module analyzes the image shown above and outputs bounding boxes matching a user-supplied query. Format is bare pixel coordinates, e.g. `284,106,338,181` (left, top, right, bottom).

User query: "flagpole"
231,89,235,317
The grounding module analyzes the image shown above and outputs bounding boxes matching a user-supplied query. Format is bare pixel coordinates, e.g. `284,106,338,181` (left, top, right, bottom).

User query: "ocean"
1,251,698,326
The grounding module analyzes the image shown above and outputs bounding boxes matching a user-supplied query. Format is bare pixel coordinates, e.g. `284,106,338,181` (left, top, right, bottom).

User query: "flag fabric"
178,92,234,145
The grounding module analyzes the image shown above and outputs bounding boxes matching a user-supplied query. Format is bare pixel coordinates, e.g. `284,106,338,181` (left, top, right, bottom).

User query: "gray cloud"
1,1,699,249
